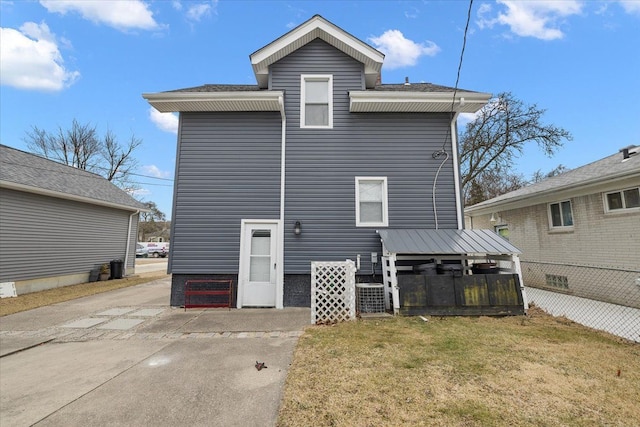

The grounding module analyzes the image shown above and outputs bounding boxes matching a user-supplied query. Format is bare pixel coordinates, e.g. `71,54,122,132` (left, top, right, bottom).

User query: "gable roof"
250,15,384,89
143,16,490,114
465,146,640,214
0,145,148,212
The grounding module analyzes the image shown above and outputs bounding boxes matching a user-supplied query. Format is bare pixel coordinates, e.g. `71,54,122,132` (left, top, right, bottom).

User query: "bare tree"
465,167,528,206
24,119,141,190
460,92,572,204
139,201,168,242
531,164,570,183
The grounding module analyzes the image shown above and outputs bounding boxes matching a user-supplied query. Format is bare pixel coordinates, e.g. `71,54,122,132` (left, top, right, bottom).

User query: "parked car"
136,244,149,258
138,242,169,258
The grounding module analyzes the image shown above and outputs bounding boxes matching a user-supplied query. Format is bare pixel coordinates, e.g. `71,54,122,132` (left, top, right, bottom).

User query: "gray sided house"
0,145,147,295
465,146,640,309
144,15,492,309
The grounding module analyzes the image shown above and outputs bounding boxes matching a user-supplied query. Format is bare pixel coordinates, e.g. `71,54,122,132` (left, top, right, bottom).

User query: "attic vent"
620,145,638,160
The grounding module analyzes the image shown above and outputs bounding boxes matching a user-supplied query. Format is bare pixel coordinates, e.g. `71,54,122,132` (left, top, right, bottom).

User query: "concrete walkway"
0,277,311,426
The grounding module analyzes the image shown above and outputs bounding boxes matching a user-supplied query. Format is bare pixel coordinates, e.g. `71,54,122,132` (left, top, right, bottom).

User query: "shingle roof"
168,84,263,93
163,82,471,94
466,146,640,212
0,145,147,211
369,82,474,93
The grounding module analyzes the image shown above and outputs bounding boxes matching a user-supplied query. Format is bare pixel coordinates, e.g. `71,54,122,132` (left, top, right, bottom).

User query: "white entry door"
240,222,278,307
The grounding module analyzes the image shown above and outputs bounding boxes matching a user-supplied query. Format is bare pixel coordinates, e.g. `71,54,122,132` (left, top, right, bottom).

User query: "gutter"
277,94,286,309
450,111,463,229
123,210,139,276
465,169,640,215
0,180,148,213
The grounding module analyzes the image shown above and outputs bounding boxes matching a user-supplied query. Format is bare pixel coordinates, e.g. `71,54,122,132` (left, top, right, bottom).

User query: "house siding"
169,112,282,275
273,39,458,275
0,188,138,292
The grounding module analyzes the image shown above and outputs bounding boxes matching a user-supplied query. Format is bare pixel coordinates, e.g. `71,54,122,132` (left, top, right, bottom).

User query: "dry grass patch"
278,308,639,427
0,273,169,317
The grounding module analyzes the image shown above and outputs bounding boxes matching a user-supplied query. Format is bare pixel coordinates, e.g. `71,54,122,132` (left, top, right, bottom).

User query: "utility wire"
432,0,474,229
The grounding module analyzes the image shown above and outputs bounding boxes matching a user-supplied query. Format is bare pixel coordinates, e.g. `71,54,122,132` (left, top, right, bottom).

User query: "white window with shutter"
300,75,333,128
355,177,388,227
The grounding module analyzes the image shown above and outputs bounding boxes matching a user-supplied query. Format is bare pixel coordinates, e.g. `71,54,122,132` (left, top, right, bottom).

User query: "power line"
432,0,474,229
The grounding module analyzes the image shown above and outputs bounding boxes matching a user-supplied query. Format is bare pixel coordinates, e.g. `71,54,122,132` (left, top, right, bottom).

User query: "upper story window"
605,187,640,212
355,177,388,227
548,200,573,229
300,75,333,128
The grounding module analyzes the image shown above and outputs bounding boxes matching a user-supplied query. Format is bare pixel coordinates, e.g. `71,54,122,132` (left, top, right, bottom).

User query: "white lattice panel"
311,261,356,324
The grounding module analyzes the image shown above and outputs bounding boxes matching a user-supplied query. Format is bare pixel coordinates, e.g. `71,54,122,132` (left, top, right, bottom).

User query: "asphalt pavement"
0,277,311,426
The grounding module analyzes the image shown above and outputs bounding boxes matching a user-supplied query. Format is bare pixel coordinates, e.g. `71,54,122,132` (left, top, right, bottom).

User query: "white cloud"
141,165,172,179
127,187,151,197
457,112,480,128
40,0,161,32
0,22,80,91
149,107,179,134
477,0,583,40
369,30,440,69
618,1,640,15
186,3,211,21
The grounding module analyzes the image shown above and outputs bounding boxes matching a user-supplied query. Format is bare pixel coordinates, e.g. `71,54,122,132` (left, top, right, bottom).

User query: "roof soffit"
142,91,284,113
350,90,492,113
250,15,384,88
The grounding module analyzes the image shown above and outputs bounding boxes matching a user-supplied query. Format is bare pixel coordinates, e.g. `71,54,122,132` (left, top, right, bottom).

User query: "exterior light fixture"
294,221,301,235
490,213,497,223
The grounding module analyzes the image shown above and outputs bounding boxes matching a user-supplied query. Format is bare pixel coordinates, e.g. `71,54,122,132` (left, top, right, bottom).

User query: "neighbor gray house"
144,15,500,309
465,146,640,309
0,145,148,295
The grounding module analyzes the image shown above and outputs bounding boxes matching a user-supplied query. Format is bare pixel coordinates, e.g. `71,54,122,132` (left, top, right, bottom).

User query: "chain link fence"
521,261,640,342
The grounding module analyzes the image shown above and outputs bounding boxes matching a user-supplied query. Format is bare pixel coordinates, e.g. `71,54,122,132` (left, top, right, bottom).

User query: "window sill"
604,208,640,216
548,227,574,234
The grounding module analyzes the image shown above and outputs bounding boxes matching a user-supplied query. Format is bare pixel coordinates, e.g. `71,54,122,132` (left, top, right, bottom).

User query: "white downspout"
450,111,463,229
124,210,139,276
277,95,286,309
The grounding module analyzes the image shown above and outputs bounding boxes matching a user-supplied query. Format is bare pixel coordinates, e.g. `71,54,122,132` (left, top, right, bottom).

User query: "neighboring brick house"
0,145,148,294
144,15,493,309
465,146,640,308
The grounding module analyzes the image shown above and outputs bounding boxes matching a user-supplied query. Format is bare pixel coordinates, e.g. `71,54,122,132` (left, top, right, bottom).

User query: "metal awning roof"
377,229,521,255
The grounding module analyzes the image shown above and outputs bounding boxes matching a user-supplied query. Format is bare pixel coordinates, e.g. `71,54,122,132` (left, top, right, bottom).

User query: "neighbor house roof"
377,229,521,255
0,145,148,212
465,146,640,215
143,16,490,114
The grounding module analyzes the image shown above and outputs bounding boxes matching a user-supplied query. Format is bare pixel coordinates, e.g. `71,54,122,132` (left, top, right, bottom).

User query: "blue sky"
1,0,639,218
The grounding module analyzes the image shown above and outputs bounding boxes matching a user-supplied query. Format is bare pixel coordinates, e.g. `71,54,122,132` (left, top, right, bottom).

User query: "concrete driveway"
0,277,310,426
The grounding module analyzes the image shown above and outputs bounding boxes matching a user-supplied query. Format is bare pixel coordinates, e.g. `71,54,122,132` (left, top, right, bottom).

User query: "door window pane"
250,230,270,282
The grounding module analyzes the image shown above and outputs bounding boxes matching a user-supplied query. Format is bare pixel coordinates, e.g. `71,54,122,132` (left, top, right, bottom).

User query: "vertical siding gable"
171,112,282,274
270,38,459,274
